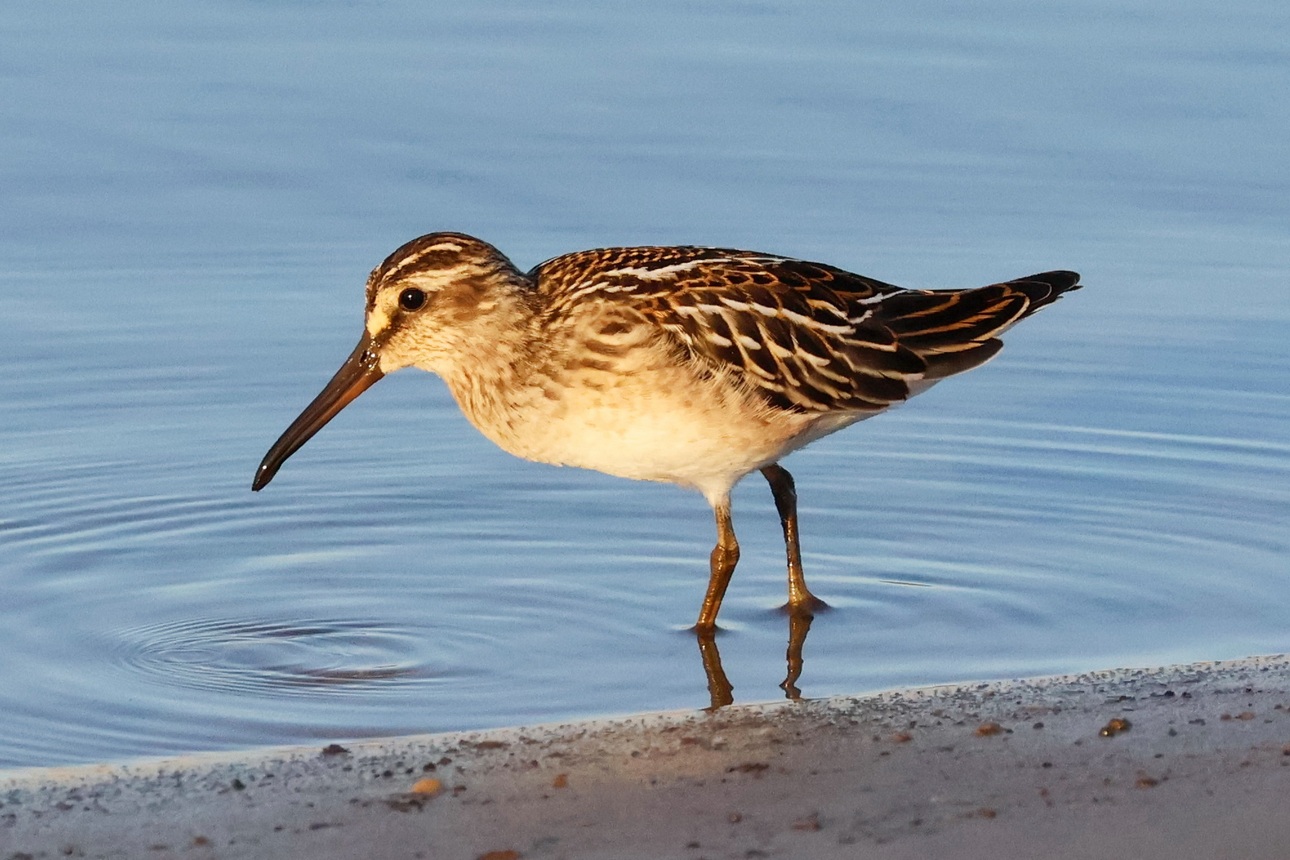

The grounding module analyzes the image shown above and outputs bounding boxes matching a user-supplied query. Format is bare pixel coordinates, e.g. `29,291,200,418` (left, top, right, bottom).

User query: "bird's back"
531,246,1080,415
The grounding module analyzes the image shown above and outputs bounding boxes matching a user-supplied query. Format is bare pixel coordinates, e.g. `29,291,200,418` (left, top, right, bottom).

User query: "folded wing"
537,247,1080,414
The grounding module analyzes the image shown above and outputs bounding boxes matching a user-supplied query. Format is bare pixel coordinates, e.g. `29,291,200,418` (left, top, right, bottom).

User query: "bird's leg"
761,463,827,616
695,496,739,631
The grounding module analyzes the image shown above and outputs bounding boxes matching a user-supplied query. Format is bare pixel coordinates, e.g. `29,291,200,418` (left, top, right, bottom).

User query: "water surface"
1,1,1288,767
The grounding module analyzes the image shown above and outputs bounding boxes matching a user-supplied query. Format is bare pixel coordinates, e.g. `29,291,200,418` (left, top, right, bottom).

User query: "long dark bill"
252,332,384,491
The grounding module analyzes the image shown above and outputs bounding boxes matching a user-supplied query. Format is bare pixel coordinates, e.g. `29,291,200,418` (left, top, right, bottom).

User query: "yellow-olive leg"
695,496,739,631
761,463,826,615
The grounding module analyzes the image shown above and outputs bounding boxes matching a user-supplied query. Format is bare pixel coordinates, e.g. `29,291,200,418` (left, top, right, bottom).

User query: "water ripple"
108,618,445,697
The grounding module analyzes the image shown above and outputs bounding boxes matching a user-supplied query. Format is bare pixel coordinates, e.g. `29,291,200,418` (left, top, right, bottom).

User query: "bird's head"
251,232,526,491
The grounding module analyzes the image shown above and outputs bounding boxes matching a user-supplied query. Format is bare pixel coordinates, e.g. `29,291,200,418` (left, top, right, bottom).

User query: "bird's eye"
398,288,427,311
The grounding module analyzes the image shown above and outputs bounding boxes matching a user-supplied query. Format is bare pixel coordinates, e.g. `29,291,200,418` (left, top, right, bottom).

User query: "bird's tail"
1006,270,1083,317
878,270,1082,382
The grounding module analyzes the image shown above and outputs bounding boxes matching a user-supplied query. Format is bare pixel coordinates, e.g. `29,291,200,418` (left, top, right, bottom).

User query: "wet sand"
4,654,1289,859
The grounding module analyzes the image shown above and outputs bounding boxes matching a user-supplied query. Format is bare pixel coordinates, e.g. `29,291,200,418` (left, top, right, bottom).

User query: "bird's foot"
777,593,829,618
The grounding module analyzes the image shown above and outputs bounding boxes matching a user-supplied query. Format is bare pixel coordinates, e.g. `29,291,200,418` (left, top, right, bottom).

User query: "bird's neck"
435,285,550,447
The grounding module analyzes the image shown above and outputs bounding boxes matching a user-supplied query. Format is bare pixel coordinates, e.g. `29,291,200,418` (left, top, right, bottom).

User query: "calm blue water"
1,1,1287,768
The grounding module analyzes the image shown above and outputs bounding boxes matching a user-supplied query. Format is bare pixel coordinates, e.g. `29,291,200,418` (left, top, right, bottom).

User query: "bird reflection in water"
695,610,815,710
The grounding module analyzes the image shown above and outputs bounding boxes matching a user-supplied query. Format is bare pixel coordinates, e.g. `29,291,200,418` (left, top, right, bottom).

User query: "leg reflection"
692,608,817,710
779,610,814,701
695,629,734,709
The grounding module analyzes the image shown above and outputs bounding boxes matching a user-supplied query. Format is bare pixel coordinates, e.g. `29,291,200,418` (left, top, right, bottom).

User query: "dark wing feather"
874,270,1081,379
535,248,1080,413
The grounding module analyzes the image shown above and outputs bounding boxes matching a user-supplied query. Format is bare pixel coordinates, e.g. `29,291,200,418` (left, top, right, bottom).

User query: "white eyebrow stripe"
387,242,466,278
412,242,464,254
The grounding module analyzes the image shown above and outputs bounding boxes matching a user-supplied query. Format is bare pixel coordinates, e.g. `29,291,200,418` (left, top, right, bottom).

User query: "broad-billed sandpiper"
254,233,1080,630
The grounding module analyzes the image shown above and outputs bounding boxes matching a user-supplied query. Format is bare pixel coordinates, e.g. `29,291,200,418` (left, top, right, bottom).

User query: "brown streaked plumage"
254,232,1081,630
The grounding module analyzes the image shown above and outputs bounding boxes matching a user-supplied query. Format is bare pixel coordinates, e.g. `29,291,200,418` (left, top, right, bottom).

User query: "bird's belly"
539,409,780,486
476,366,870,497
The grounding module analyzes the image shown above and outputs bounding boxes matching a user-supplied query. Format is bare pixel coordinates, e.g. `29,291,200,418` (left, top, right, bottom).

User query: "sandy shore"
4,655,1290,859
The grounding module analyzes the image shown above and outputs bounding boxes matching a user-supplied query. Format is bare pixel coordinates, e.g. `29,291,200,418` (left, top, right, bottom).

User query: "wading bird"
254,233,1079,630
